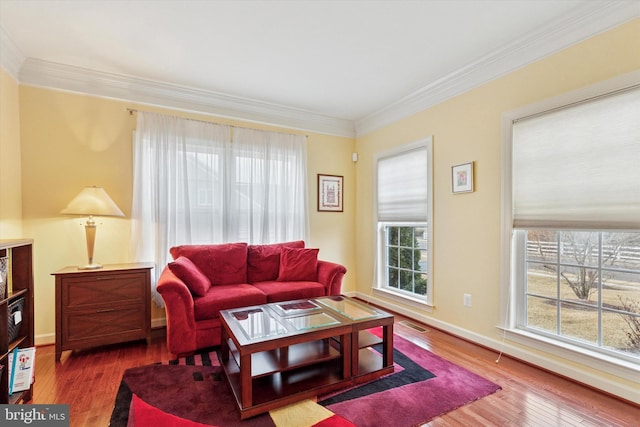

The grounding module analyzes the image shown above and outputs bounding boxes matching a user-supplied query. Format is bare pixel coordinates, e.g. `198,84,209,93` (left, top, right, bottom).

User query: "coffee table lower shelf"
221,337,394,419
221,346,350,419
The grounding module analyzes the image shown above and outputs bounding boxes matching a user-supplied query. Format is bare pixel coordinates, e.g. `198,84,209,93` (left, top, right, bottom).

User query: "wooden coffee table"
219,296,394,419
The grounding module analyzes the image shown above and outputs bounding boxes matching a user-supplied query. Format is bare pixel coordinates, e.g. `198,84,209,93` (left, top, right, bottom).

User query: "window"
130,111,308,303
385,225,428,296
375,138,433,304
503,77,640,368
516,230,640,361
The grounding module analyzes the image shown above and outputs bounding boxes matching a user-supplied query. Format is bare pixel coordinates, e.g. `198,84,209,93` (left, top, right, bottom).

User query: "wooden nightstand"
52,263,153,361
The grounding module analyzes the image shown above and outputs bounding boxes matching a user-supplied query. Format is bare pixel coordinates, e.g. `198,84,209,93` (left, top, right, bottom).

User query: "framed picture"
452,162,474,194
318,174,343,212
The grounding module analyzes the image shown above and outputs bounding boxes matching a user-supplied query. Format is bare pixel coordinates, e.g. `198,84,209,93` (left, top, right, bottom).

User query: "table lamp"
60,186,125,269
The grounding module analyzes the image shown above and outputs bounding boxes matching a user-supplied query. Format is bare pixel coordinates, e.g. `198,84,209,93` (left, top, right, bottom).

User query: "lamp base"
78,263,103,270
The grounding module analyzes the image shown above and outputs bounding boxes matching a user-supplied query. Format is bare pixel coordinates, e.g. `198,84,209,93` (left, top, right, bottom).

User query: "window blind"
512,86,640,230
377,146,428,221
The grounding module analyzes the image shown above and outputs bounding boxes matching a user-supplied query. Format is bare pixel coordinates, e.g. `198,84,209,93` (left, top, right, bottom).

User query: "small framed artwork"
318,174,343,212
452,162,474,194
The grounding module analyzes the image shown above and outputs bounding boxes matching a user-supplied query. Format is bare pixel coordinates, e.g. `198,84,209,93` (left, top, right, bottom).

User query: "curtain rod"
126,108,308,139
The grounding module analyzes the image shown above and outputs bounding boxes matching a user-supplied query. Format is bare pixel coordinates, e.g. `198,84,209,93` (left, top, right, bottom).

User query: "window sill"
500,327,640,380
372,287,433,313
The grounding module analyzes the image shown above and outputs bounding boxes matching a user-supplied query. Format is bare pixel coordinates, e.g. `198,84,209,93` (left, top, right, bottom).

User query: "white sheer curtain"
230,128,309,243
130,111,309,304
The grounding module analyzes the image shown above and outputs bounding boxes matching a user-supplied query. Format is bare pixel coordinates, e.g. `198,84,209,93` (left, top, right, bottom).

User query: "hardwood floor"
30,318,638,427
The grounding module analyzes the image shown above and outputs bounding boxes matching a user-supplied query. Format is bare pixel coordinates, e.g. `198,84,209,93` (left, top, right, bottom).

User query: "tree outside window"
386,225,427,297
525,230,640,357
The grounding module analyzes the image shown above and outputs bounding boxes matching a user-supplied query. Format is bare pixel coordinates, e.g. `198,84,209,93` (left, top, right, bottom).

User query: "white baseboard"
35,333,55,346
34,317,167,347
151,317,167,329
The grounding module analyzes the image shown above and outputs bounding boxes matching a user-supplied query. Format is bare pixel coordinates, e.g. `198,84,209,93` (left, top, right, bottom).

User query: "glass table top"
223,296,390,343
283,312,340,331
315,296,380,320
229,307,288,340
226,303,342,341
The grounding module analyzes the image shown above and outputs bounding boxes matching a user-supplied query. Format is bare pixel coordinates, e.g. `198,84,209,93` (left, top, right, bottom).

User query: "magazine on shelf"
8,347,36,394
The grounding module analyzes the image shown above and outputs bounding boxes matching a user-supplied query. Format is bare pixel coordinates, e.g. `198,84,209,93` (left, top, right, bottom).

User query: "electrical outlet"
463,293,472,307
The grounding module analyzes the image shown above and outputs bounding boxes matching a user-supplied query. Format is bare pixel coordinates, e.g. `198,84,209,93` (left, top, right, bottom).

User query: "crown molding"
355,1,640,137
16,58,355,138
4,1,638,139
0,27,26,80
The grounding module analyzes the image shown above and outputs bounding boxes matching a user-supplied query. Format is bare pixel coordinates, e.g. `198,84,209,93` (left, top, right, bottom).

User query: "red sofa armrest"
156,266,197,355
316,260,347,296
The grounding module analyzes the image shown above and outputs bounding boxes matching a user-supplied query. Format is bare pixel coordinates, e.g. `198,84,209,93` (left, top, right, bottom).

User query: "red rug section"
131,394,214,427
121,364,271,427
132,392,353,427
312,414,358,427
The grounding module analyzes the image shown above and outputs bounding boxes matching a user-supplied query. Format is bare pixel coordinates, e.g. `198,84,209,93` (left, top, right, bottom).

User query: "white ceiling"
1,1,638,136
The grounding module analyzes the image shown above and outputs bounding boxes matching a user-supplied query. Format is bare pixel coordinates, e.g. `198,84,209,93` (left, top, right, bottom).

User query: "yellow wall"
16,88,355,342
0,68,23,237
355,19,640,402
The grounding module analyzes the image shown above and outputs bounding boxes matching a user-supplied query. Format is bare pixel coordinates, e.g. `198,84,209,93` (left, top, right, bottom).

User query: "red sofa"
157,240,347,356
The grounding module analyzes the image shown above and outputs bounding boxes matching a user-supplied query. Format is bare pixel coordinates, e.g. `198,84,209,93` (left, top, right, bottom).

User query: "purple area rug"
319,331,502,426
109,331,501,427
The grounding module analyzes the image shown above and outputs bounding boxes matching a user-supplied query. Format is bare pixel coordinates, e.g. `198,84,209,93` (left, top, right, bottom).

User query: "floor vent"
400,320,428,333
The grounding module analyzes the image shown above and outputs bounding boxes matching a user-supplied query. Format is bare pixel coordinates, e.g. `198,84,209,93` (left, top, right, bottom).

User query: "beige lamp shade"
61,186,124,269
60,186,125,217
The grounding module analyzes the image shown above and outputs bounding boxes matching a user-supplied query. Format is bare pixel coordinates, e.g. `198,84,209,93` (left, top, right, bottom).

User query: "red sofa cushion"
277,247,319,281
193,284,267,321
247,240,305,283
168,256,211,297
253,280,326,303
170,243,248,285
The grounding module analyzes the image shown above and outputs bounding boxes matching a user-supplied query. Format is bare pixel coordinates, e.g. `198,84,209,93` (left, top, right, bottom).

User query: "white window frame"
374,137,433,307
500,71,640,379
381,222,429,295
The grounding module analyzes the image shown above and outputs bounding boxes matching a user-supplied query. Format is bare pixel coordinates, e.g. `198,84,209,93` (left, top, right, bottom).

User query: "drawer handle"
96,309,117,313
95,277,112,281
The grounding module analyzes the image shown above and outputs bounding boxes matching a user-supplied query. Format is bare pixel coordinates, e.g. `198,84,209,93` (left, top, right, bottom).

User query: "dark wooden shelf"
228,338,342,378
355,347,394,383
223,356,346,419
1,288,28,306
358,328,383,349
0,239,34,404
8,335,28,354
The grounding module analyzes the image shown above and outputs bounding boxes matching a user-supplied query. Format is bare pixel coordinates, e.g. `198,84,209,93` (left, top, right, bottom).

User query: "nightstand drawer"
63,272,147,308
63,304,146,344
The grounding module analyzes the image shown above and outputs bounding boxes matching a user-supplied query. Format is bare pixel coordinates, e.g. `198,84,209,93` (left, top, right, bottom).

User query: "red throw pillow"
168,256,211,297
277,247,319,282
169,243,248,285
247,240,305,282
